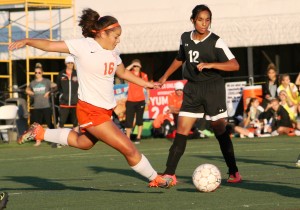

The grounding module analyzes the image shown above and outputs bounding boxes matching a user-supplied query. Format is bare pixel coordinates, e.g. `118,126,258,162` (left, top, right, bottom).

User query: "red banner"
148,80,186,119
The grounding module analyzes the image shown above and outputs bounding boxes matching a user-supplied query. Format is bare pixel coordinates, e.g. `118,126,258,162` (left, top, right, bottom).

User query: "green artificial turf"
0,136,299,210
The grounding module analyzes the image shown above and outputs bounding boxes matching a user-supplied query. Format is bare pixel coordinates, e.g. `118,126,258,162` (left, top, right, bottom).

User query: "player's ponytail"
79,8,119,38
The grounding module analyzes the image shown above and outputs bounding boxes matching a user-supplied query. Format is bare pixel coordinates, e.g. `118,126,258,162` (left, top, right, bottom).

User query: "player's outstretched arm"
8,38,69,53
116,63,154,89
159,59,183,84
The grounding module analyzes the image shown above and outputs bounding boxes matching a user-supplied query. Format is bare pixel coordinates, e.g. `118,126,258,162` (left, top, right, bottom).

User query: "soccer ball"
192,164,221,192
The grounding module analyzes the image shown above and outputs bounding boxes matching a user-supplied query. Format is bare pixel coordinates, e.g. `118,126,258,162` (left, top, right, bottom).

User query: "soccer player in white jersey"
150,4,242,186
9,8,172,188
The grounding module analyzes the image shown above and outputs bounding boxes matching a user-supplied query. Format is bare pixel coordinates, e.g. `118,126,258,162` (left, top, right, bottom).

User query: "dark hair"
279,73,289,83
266,63,277,73
270,98,279,105
245,97,258,114
79,8,118,38
190,4,212,22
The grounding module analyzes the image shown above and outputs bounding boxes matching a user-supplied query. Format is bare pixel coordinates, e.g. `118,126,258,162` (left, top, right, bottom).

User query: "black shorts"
180,77,228,121
125,100,146,128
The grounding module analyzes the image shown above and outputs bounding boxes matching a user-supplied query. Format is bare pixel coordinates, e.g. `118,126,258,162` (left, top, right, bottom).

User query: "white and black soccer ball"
192,164,221,192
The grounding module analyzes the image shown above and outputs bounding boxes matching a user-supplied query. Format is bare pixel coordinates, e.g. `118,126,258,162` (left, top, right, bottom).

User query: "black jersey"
176,31,235,82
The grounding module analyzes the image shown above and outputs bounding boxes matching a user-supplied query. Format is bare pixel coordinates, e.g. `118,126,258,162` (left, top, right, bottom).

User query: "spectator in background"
125,59,149,144
232,97,264,138
152,108,175,138
295,72,300,88
26,63,54,146
278,90,297,124
277,74,298,116
295,117,300,136
291,94,299,165
57,55,78,128
266,98,294,136
168,81,184,127
294,72,300,116
242,98,264,130
262,63,280,108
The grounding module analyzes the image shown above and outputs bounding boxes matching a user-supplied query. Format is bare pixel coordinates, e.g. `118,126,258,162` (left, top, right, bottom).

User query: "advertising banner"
148,80,186,119
225,81,247,117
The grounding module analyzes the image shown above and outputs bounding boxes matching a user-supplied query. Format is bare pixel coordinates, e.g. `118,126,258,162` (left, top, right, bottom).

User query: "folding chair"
0,105,19,143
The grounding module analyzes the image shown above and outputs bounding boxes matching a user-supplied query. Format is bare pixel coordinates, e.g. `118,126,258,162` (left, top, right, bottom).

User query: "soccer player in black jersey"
149,4,242,186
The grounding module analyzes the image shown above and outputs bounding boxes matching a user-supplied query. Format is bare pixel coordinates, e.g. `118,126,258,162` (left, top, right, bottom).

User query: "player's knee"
80,144,94,150
77,139,94,150
211,121,226,135
71,133,95,150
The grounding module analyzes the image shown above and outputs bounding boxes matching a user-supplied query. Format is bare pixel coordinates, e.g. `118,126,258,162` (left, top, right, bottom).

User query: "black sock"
215,131,238,174
164,133,188,175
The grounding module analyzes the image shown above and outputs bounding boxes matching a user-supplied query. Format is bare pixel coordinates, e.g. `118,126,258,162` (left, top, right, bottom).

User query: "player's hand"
145,81,163,89
153,82,163,89
8,39,27,51
144,81,154,89
197,62,213,71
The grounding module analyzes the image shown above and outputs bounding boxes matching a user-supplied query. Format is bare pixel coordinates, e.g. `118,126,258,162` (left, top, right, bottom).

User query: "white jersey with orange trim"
65,37,122,109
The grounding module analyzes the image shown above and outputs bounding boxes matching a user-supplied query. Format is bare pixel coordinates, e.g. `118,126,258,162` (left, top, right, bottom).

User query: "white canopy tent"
76,0,300,53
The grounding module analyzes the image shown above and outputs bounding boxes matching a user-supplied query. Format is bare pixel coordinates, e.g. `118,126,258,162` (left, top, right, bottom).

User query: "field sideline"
0,136,299,210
